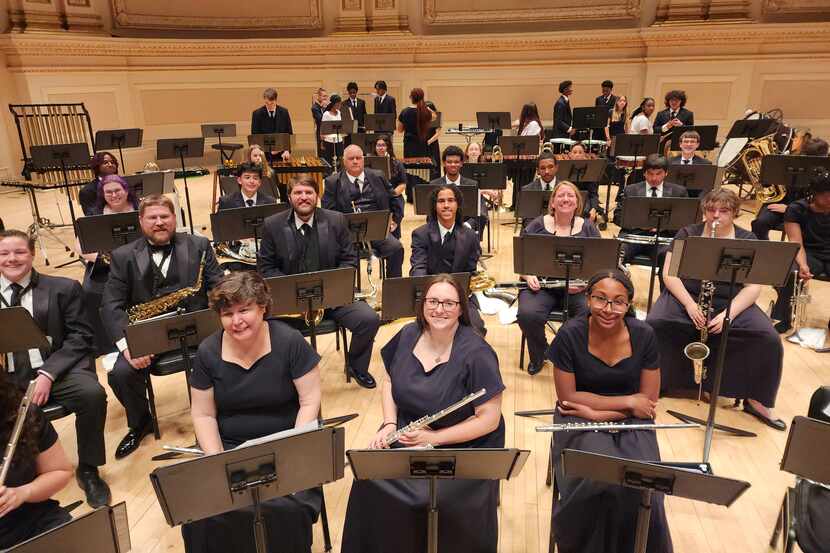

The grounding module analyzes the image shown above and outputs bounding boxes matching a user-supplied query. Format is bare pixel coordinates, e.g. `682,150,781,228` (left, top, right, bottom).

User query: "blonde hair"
247,144,274,179
548,180,584,219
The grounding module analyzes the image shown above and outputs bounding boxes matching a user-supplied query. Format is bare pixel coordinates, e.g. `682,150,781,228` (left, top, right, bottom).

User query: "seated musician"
410,184,486,334
0,229,110,506
182,271,322,553
258,175,380,389
751,137,828,241
517,182,600,376
568,142,601,222
217,162,276,210
646,189,786,430
429,145,487,238
771,168,830,333
0,371,73,549
670,130,711,166
340,275,505,553
246,144,281,201
547,270,673,553
250,87,292,162
372,135,406,239
78,151,120,216
653,89,694,136
618,154,688,267
102,194,224,458
524,152,560,191
465,141,483,163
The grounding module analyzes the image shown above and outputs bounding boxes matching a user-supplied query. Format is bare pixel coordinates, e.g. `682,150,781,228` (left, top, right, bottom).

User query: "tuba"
491,145,503,163
787,272,811,344
741,134,784,203
683,220,718,399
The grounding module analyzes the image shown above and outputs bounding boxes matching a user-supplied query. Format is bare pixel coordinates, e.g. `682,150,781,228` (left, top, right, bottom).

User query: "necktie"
9,283,33,377
269,111,275,118
671,111,677,119
245,199,254,207
684,159,691,165
355,178,363,194
650,187,658,198
300,223,311,238
442,231,452,245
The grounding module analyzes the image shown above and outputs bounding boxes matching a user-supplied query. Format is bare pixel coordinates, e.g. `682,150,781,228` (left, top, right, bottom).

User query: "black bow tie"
149,242,173,256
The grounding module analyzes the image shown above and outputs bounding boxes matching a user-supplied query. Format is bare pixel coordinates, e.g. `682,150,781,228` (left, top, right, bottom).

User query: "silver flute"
536,421,699,433
385,388,486,446
0,380,38,486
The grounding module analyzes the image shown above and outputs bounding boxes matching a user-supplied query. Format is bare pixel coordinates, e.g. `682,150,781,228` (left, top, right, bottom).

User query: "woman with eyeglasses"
646,188,785,430
341,274,505,553
547,269,674,553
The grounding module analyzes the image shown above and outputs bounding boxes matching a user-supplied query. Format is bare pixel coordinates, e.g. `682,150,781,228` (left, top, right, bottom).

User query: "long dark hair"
415,274,472,330
410,88,431,141
428,184,464,226
630,97,654,120
89,151,119,177
518,102,542,135
0,371,42,470
373,134,397,160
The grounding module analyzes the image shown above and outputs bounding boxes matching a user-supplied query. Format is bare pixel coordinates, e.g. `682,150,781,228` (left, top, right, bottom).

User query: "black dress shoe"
115,420,153,459
348,368,376,389
527,362,543,376
76,466,111,508
774,320,792,334
743,401,787,431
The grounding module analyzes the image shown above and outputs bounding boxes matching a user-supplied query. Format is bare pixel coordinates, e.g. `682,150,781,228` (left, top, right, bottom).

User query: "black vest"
437,231,456,274
348,178,380,213
292,224,321,274
148,246,181,297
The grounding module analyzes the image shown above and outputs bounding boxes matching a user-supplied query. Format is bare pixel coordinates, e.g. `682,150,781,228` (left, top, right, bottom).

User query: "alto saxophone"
683,220,718,400
383,388,486,447
128,250,208,323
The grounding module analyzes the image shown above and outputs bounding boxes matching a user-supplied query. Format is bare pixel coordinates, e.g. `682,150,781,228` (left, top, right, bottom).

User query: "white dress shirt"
241,191,258,206
294,212,315,230
348,172,366,193
1,272,46,373
539,176,557,191
521,120,542,137
321,110,344,143
438,222,455,243
630,114,653,135
646,182,665,198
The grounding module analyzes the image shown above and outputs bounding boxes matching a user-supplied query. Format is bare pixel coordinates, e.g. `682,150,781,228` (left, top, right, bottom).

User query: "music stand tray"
499,135,540,158
247,133,292,153
726,118,776,140
517,189,553,220
365,113,395,133
76,212,141,254
613,134,661,158
462,163,506,190
414,184,480,218
347,447,529,553
381,273,472,321
30,142,91,228
95,128,143,172
573,106,609,131
343,210,390,244
0,306,50,354
761,155,830,196
558,158,606,185
124,171,173,198
667,125,718,151
667,165,718,196
125,308,220,359
364,155,391,180
210,203,288,244
348,134,380,156
200,123,237,139
6,502,131,553
475,112,512,131
319,120,358,138
621,197,701,232
781,416,830,485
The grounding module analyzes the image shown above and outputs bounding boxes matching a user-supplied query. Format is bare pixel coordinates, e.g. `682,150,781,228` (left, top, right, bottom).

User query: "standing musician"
425,100,443,181
0,370,73,549
322,144,404,278
320,94,346,169
517,182,600,375
0,229,111,506
245,144,281,201
340,275,505,553
310,88,328,158
78,151,120,216
250,87,293,162
258,175,380,389
553,80,575,139
344,81,367,130
594,79,618,141
396,88,433,160
429,145,487,237
217,162,277,210
670,130,711,166
517,102,544,138
373,80,397,117
653,89,694,136
371,135,406,239
102,195,224,459
606,95,628,141
182,271,322,553
629,97,655,135
771,168,830,333
410,184,486,334
547,270,674,553
568,142,601,223
647,189,786,430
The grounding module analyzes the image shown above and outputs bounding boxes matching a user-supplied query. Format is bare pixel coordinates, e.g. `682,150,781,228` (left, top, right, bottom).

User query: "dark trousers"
772,253,830,327
468,295,486,337
329,301,380,375
370,236,404,278
517,289,588,368
48,369,107,467
751,205,786,240
109,353,152,430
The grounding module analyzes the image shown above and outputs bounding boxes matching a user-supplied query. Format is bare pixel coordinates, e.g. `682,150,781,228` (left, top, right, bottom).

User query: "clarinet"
0,380,38,486
535,421,699,433
384,388,486,446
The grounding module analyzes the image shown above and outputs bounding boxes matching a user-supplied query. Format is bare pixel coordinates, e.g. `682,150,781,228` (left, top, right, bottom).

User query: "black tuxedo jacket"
3,272,95,381
428,176,478,188
624,181,689,198
410,221,480,276
522,177,558,191
217,191,277,211
251,105,293,136
670,155,712,166
102,233,224,341
553,96,572,138
257,208,357,277
374,94,397,116
653,107,694,135
322,168,403,224
343,97,367,128
595,94,618,111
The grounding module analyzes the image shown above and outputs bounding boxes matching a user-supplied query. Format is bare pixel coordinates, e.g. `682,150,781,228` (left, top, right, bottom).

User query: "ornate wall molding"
762,0,830,17
423,0,641,25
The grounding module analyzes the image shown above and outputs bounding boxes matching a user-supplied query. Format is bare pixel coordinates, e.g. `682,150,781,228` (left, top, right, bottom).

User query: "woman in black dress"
183,272,322,553
547,270,673,553
373,135,406,239
341,275,505,553
517,181,601,375
0,372,73,549
646,189,786,430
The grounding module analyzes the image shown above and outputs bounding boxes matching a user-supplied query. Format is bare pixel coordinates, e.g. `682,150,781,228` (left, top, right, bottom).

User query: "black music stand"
364,155,391,180
265,267,356,349
201,123,239,165
95,128,143,173
247,133,292,155
517,189,552,220
29,143,90,228
667,125,718,152
320,120,358,170
476,112,511,133
151,426,345,553
461,163,506,190
667,237,799,461
347,448,529,553
621,197,701,311
558,158,606,188
6,502,131,553
607,134,661,220
380,273,472,321
124,171,173,198
761,155,830,199
667,165,718,197
561,449,749,553
499,135,540,158
365,113,395,133
414,184,480,218
76,212,141,255
156,138,205,235
0,306,50,355
344,210,391,293
348,133,380,156
513,235,621,321
573,106,609,136
210,203,287,255
725,118,777,140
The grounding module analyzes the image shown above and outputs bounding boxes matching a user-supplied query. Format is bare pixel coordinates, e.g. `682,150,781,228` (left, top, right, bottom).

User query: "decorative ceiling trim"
423,0,641,24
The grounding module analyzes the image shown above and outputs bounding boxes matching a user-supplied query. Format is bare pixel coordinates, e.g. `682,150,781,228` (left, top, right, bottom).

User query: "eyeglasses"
424,297,460,310
589,294,629,313
103,189,124,196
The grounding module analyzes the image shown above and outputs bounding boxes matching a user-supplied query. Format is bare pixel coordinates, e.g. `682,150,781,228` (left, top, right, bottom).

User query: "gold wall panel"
658,81,734,120
760,78,830,118
47,90,120,130
423,0,641,25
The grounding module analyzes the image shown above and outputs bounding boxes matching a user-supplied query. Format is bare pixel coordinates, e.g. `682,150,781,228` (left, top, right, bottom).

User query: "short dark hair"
237,162,262,178
288,174,319,195
804,138,829,157
585,269,636,304
664,89,687,108
89,151,119,177
415,274,472,331
428,184,464,225
537,152,558,166
0,229,35,253
209,271,273,315
559,80,573,94
601,80,614,89
347,82,358,92
374,80,387,91
263,87,277,101
442,145,464,162
643,154,668,172
809,166,830,195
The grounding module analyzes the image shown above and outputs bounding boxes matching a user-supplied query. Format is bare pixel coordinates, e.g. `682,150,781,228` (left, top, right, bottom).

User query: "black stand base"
667,409,756,438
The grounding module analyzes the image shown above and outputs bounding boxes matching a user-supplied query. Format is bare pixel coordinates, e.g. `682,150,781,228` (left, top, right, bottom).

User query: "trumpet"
787,272,811,345
683,220,718,399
